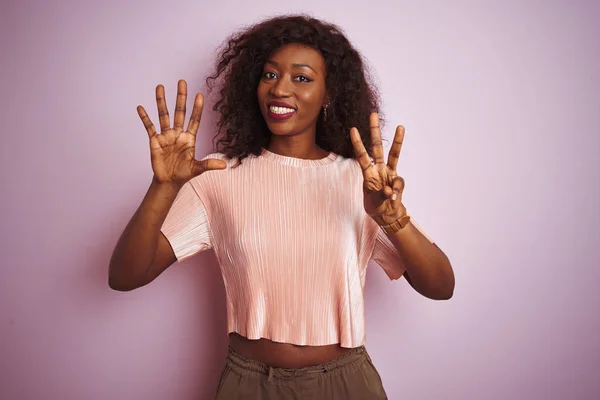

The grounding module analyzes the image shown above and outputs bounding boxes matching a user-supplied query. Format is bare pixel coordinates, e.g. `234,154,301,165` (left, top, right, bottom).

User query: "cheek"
256,82,270,103
299,89,325,112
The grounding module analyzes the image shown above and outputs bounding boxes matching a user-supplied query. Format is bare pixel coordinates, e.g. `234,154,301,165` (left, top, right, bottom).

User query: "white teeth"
269,106,295,114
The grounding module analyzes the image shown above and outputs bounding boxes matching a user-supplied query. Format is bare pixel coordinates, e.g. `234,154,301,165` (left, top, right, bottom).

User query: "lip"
266,101,296,121
267,101,296,109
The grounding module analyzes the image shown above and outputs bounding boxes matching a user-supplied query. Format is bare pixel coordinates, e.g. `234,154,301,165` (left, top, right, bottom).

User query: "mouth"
266,101,296,121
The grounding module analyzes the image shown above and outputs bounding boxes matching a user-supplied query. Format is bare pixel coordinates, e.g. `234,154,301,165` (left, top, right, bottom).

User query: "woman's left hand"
350,113,407,226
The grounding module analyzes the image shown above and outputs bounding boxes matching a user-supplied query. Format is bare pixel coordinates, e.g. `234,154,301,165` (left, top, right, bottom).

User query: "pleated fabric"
160,148,423,348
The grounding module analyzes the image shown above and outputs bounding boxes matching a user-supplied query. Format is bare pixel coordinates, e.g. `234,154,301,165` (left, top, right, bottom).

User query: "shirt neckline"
259,147,338,167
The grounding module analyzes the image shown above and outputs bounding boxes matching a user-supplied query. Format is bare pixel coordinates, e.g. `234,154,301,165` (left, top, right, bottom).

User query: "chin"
266,123,297,136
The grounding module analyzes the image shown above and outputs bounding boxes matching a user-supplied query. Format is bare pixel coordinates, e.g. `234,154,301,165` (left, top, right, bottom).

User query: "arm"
108,178,180,291
109,80,226,291
350,113,454,300
379,216,455,300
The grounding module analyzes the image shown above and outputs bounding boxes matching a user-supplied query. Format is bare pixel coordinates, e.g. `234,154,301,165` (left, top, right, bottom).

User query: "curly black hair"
206,14,383,166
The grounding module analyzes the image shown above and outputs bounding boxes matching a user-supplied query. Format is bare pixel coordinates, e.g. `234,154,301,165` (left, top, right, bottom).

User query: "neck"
266,134,329,160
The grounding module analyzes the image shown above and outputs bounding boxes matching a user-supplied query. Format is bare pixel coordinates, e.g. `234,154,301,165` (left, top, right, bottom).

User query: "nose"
269,76,292,98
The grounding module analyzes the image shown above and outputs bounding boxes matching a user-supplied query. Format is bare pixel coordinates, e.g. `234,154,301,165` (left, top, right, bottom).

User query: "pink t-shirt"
160,148,423,348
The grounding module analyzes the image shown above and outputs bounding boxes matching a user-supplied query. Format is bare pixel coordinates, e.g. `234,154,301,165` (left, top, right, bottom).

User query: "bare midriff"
228,332,354,368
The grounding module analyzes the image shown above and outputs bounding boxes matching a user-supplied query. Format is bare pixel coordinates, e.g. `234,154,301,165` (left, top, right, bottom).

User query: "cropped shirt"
160,148,429,348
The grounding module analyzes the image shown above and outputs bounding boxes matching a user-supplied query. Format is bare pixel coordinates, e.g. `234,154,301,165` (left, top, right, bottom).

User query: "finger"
387,125,405,171
137,105,157,138
381,185,393,200
391,176,405,202
192,158,227,176
155,84,170,132
350,127,373,172
370,113,385,165
173,80,187,130
187,93,204,136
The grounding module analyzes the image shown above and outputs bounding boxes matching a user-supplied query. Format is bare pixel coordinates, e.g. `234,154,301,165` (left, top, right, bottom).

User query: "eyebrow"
265,60,317,73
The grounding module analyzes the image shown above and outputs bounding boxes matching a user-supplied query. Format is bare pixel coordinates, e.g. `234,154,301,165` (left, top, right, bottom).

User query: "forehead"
266,43,326,71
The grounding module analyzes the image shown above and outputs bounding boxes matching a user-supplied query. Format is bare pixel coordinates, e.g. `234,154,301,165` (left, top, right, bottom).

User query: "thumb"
192,158,227,177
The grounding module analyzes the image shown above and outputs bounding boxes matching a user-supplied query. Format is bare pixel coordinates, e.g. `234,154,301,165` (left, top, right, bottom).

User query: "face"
257,43,328,138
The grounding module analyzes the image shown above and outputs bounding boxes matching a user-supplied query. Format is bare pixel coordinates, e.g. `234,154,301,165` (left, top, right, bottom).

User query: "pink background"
1,0,599,399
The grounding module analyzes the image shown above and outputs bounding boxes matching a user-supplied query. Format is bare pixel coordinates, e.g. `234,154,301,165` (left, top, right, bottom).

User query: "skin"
257,43,331,160
109,82,226,293
109,43,454,371
350,117,455,300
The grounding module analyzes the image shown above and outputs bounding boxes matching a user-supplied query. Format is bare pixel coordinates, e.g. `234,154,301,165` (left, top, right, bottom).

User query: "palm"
137,80,226,186
350,113,407,225
149,129,197,183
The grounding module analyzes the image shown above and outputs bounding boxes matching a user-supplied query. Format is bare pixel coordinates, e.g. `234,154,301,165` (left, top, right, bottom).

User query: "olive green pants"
215,345,388,399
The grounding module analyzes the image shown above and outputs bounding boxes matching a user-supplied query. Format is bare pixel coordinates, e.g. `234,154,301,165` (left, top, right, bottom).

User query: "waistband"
226,345,370,380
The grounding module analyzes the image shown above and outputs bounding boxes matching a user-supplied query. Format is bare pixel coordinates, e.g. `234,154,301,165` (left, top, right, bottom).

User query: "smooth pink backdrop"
1,0,599,399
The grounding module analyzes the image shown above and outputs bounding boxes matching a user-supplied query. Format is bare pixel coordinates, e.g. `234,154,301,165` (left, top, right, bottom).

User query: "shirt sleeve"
371,226,406,280
371,217,434,281
160,179,213,262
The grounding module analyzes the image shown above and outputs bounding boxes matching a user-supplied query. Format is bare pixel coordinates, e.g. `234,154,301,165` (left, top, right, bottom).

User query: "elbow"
108,261,145,292
432,260,455,300
431,276,455,300
433,286,454,300
108,277,138,292
422,285,453,300
424,270,455,300
414,283,454,301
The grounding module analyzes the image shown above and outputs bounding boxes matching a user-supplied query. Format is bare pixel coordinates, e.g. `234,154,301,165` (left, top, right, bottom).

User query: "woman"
109,14,454,399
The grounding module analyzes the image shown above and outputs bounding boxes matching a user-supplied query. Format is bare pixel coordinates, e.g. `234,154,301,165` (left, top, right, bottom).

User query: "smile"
269,106,295,114
267,105,296,121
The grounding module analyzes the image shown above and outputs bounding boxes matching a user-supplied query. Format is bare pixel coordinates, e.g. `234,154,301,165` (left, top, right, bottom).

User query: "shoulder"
333,152,360,166
333,154,364,177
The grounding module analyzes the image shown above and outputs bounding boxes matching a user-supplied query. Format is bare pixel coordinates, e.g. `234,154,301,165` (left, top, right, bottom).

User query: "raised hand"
137,80,226,187
350,113,407,226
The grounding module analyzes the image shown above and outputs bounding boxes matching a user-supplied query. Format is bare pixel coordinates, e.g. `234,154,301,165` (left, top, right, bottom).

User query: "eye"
294,75,312,83
263,71,277,79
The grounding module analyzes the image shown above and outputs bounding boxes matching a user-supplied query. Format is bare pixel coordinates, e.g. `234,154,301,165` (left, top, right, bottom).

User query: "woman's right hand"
137,80,227,187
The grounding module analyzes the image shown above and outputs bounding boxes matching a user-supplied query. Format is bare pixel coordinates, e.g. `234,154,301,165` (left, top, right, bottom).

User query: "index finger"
370,113,385,165
350,127,373,172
